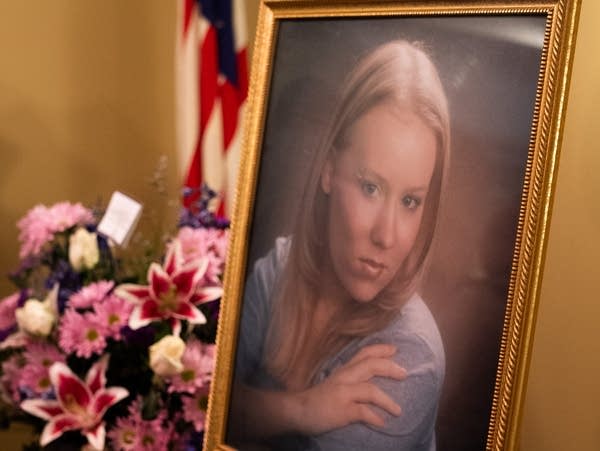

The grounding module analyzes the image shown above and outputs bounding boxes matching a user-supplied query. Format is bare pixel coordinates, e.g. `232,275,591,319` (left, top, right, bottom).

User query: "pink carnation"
0,354,23,404
175,227,228,285
58,309,107,358
136,418,173,451
17,202,94,258
108,398,143,450
168,340,215,394
0,292,21,331
68,280,115,309
21,343,65,395
93,294,133,340
182,385,210,432
108,398,173,451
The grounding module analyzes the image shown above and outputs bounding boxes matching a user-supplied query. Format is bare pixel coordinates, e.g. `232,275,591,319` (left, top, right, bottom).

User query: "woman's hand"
287,343,407,435
229,343,406,443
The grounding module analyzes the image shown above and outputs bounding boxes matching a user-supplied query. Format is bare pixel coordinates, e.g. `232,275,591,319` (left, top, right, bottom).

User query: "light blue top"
234,237,445,451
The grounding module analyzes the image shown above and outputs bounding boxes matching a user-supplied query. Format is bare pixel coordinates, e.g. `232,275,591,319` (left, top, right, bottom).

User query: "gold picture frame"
205,1,581,450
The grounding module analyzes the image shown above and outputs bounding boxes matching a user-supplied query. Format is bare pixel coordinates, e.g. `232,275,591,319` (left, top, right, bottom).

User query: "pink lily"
20,354,128,450
115,239,222,334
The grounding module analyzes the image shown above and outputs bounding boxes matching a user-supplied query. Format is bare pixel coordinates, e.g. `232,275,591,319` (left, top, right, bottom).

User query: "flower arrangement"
0,186,228,450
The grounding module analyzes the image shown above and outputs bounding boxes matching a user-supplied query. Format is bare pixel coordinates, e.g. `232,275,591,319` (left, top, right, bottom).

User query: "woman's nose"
370,203,396,249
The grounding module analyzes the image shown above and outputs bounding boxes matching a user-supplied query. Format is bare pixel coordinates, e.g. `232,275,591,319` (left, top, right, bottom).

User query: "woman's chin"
346,285,381,304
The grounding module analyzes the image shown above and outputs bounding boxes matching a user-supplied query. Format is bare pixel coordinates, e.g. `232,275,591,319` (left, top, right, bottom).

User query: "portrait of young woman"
223,15,546,451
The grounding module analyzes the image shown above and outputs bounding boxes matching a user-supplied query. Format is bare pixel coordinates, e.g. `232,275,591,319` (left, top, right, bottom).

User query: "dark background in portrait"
240,16,545,451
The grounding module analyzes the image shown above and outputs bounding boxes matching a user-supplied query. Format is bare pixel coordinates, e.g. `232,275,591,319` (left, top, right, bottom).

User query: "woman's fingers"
345,343,397,366
290,343,406,434
351,382,402,417
337,357,407,383
292,370,403,434
351,403,386,428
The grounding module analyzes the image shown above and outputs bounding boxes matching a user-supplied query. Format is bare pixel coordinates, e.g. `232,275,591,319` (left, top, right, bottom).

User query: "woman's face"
320,103,437,303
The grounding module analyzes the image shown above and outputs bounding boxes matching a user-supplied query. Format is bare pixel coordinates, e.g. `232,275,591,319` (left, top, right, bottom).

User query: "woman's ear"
320,157,333,194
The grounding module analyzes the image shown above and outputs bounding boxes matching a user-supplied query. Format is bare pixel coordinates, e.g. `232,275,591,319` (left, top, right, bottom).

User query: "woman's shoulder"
252,236,291,275
360,295,444,439
372,294,445,372
237,237,291,384
326,294,444,380
324,294,444,393
245,236,291,309
273,235,292,263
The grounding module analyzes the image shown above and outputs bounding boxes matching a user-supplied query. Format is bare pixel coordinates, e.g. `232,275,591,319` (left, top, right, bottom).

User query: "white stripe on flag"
232,0,248,51
175,0,199,176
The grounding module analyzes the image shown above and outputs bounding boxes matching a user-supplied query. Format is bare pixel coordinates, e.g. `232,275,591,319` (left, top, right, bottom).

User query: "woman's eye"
360,181,378,197
402,195,422,210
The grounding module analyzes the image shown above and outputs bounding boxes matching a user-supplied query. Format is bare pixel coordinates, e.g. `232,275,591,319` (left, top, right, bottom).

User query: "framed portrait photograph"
205,1,581,450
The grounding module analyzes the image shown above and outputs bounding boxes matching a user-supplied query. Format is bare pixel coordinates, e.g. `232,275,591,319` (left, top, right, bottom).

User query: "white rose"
15,284,58,337
69,227,100,271
149,335,186,377
15,299,55,336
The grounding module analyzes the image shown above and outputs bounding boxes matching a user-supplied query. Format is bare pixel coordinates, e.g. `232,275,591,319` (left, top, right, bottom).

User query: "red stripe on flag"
220,81,238,150
199,27,219,132
184,142,204,207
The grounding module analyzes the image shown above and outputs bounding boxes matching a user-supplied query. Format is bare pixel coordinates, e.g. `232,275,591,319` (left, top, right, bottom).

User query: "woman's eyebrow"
355,167,389,191
356,167,429,194
407,186,429,194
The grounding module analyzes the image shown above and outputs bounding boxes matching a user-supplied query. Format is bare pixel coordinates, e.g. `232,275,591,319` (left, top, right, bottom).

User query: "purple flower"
45,260,83,312
179,184,230,230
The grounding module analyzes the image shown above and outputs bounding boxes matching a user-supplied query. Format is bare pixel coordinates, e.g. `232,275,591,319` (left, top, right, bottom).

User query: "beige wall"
519,0,600,449
0,2,180,296
0,1,597,449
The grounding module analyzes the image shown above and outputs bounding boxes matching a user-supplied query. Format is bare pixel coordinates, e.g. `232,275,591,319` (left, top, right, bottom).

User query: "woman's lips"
358,257,386,277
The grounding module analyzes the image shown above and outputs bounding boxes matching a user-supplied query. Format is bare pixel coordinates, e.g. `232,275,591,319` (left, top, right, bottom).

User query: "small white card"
97,191,143,247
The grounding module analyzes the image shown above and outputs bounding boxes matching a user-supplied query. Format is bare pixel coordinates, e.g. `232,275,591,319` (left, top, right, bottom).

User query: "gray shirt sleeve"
234,237,288,386
313,329,443,451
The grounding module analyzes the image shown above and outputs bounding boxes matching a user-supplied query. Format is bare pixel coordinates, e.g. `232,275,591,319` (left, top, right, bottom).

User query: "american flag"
176,0,248,215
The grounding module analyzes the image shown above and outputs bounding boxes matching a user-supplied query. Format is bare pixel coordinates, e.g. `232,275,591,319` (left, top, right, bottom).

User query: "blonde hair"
265,40,451,387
